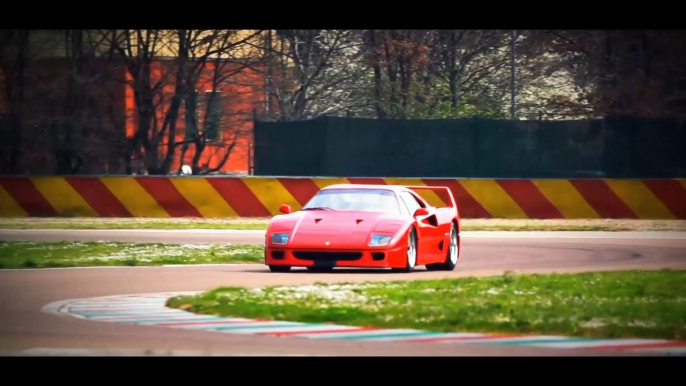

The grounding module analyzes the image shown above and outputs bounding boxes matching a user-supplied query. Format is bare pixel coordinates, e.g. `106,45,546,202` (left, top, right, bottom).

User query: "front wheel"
391,226,417,273
268,265,291,272
426,223,459,271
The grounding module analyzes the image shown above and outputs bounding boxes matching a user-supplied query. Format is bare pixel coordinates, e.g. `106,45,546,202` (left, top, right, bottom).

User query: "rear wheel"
426,223,459,271
392,226,417,273
268,265,291,272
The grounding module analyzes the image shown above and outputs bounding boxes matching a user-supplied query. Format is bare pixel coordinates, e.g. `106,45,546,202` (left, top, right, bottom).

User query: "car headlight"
369,234,392,246
270,233,290,244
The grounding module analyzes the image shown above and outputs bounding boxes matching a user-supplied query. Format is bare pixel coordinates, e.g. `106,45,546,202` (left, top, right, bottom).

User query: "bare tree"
99,29,180,174
1,30,127,175
100,29,265,175
427,30,511,116
358,29,600,120
510,30,599,120
40,30,128,174
360,30,438,119
172,29,264,174
260,30,367,121
514,30,686,120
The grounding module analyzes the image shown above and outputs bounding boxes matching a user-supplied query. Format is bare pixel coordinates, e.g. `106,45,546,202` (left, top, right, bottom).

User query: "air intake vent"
293,251,362,261
356,219,363,224
315,218,322,223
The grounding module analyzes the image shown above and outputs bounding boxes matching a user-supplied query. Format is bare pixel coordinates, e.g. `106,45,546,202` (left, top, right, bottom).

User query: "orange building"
123,58,268,175
1,56,269,175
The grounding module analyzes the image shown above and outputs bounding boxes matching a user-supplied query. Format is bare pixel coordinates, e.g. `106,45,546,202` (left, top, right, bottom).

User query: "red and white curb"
2,348,325,356
42,292,686,355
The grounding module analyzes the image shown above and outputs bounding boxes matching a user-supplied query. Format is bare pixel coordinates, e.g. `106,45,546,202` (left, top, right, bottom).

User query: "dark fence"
253,116,686,178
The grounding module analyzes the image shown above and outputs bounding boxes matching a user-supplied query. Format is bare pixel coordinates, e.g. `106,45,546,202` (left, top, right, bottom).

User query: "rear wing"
405,186,456,209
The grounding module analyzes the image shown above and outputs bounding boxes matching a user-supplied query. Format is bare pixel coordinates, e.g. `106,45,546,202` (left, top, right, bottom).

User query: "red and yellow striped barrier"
1,176,685,219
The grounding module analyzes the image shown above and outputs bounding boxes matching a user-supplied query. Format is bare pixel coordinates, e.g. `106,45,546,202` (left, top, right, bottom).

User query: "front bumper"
264,244,407,268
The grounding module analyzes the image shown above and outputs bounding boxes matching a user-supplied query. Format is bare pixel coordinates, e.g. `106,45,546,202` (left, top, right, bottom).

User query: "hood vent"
356,219,363,224
315,218,322,223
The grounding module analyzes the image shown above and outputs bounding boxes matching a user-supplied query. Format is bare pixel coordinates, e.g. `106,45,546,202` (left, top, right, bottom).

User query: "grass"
2,218,686,231
167,269,686,340
0,221,267,230
0,241,263,269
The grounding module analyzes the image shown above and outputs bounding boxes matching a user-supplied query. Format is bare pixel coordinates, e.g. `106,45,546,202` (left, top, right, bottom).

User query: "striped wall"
1,176,686,219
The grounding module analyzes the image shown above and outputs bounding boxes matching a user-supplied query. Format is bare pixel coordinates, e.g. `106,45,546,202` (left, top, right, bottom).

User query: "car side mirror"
413,208,429,217
279,204,292,214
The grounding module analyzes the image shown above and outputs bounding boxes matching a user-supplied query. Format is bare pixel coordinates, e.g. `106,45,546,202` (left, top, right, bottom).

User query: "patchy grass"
0,220,267,230
167,269,686,340
2,218,686,231
0,241,263,269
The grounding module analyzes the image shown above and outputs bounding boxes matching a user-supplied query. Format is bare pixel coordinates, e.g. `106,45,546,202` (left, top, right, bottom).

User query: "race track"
1,229,685,356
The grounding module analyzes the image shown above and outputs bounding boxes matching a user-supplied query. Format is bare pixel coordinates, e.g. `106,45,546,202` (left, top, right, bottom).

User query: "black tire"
268,265,291,272
391,226,417,273
426,222,459,271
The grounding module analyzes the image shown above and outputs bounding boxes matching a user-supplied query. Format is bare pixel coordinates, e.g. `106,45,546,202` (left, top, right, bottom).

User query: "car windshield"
302,189,400,214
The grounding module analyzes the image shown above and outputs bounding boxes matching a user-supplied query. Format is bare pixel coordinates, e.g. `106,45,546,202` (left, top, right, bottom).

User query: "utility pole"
510,29,517,119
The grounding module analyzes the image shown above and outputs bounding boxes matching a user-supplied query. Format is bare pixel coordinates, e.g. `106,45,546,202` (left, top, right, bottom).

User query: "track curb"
42,292,686,355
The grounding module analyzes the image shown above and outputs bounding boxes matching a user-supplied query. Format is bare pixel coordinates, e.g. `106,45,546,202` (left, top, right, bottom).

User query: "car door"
399,191,441,255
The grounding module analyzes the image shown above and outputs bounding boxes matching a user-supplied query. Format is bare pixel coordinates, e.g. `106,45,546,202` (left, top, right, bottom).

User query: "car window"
397,193,411,216
302,189,401,214
400,191,422,214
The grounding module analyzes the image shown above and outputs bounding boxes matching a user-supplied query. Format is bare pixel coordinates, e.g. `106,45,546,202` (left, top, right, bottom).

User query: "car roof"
320,184,411,193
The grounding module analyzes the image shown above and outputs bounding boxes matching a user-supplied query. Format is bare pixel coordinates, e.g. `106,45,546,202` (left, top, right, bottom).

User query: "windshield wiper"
301,206,334,211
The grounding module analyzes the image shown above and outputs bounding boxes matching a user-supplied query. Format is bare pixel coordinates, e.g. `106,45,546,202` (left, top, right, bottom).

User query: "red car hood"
270,210,407,248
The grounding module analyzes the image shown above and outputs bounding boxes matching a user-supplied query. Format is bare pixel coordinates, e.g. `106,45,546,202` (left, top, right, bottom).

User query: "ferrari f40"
264,184,460,273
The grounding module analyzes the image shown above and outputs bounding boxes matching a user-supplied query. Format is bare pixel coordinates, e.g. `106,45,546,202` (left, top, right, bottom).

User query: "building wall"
124,59,267,174
2,50,270,175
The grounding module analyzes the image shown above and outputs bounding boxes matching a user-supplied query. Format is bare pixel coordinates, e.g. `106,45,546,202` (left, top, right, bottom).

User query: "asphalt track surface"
1,229,686,356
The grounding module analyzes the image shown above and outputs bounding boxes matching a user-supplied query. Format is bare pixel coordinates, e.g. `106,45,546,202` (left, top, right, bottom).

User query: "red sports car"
264,184,460,273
